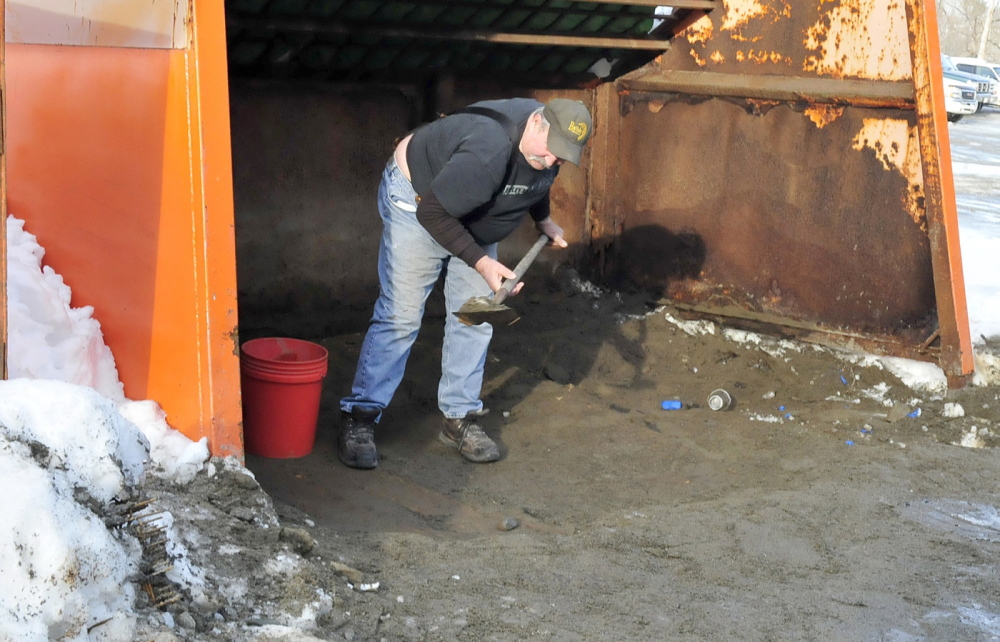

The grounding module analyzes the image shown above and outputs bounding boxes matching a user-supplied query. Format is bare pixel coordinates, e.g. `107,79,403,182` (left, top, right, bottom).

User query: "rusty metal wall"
614,97,934,337
590,0,972,379
677,0,911,81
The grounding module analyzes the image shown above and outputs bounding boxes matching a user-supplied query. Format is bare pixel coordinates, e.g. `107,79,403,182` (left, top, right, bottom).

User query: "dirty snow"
0,216,211,641
664,312,717,336
943,402,966,418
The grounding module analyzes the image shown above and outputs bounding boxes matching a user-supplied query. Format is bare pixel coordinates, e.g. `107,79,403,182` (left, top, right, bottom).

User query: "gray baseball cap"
543,98,593,165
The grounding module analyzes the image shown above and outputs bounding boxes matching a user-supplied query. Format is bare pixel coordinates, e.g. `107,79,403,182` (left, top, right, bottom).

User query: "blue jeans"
340,156,496,420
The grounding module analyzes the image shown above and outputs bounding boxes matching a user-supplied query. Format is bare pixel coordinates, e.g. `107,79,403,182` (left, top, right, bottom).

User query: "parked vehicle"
942,71,979,122
950,56,1000,106
942,55,997,110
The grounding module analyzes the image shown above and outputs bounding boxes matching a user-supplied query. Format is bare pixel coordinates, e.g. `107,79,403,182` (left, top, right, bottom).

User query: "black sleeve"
529,196,550,222
415,188,488,267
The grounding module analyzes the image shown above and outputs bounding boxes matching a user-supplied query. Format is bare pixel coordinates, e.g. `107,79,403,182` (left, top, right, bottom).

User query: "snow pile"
0,215,349,642
664,312,716,336
721,327,815,360
5,216,209,482
665,309,962,394
565,269,606,299
6,217,126,403
0,216,211,640
973,351,1000,387
877,356,949,395
0,380,148,641
119,400,207,485
943,402,966,418
858,381,892,404
958,426,987,449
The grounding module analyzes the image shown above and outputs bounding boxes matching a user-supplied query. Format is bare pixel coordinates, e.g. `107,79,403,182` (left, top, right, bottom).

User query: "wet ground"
243,279,1000,641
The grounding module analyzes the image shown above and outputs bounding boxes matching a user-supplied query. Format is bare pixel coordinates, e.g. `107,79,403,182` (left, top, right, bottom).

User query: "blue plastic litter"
784,413,793,420
661,400,683,410
840,375,848,385
861,428,871,434
778,405,785,411
907,408,922,418
845,440,855,446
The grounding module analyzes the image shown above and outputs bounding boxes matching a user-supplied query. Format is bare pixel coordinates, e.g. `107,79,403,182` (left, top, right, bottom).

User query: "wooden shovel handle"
493,234,550,306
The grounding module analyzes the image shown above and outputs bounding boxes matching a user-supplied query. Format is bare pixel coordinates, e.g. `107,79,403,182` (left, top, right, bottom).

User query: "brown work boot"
439,410,501,463
339,409,379,469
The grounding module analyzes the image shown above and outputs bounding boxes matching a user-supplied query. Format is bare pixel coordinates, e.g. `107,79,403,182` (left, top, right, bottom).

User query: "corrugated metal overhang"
224,0,718,86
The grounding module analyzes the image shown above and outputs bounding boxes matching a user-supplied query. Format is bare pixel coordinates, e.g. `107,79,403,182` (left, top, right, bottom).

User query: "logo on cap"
568,121,588,142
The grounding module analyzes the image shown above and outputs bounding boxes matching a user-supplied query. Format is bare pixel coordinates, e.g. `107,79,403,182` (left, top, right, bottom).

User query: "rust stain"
681,12,714,66
681,12,715,45
710,50,726,64
744,98,782,116
803,0,910,80
647,101,666,113
851,118,926,227
735,49,793,65
720,0,792,36
227,324,241,356
804,104,845,128
707,0,794,67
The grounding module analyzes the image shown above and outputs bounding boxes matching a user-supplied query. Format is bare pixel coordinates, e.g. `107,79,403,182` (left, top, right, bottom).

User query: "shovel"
453,234,550,326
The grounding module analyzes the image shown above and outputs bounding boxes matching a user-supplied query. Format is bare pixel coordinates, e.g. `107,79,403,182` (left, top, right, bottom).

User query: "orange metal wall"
5,0,242,455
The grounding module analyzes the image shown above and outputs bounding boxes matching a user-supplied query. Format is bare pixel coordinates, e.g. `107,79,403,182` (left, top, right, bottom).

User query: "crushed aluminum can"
707,389,734,411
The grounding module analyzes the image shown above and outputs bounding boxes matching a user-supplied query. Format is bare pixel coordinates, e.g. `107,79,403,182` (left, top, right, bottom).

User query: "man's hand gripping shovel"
453,234,550,326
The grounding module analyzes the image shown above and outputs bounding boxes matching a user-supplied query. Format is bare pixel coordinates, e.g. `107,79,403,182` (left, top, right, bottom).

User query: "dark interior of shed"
224,0,716,342
223,2,973,542
224,1,719,525
225,0,950,390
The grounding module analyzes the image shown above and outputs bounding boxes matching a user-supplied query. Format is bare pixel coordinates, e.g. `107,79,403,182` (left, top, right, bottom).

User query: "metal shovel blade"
453,295,521,326
452,234,551,327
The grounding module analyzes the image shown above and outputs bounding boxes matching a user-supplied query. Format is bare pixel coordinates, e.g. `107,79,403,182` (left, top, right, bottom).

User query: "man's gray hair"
532,106,549,127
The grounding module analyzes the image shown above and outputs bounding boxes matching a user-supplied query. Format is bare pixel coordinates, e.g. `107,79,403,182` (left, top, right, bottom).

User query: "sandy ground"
133,270,1000,641
129,110,1000,641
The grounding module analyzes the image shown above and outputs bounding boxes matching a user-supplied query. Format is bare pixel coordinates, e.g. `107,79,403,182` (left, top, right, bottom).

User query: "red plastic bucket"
240,337,329,458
